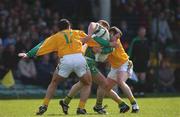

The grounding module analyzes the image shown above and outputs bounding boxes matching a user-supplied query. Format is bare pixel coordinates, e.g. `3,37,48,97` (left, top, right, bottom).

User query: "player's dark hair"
109,26,122,36
98,20,110,30
58,19,71,31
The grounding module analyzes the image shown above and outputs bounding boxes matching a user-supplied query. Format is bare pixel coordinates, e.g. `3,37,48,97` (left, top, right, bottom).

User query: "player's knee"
80,77,92,86
100,82,110,91
103,79,115,91
83,79,92,86
80,73,92,85
118,80,126,88
50,77,61,86
105,85,112,92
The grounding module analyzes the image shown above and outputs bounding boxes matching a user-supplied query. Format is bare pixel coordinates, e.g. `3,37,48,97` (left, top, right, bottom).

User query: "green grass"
0,97,180,117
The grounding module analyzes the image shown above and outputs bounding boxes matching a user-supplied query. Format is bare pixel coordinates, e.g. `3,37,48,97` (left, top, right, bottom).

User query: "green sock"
95,98,103,108
64,96,72,105
119,102,126,108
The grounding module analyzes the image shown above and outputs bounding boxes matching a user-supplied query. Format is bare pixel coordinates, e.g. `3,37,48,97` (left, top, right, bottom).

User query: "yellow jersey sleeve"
108,39,129,68
36,33,61,56
27,30,84,57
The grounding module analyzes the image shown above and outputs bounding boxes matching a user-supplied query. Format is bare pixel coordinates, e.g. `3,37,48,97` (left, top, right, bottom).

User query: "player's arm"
18,34,58,58
92,46,113,54
18,41,44,58
88,22,111,47
77,31,92,44
101,47,114,54
93,36,118,47
81,35,92,44
88,22,97,36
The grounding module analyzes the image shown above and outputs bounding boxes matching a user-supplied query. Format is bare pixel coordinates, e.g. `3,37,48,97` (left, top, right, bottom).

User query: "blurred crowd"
0,0,179,94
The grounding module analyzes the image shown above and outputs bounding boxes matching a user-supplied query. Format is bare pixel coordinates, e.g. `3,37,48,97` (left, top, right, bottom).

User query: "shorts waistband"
62,53,83,58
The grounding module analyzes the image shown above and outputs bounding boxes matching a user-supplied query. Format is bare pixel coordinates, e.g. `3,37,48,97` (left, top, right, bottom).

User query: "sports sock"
78,101,85,109
63,95,72,105
95,98,103,108
129,96,136,105
119,101,126,108
43,98,50,106
115,97,124,105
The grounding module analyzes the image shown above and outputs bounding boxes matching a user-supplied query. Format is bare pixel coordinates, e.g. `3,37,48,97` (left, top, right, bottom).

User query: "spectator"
0,38,6,79
15,35,28,54
119,20,131,50
36,55,54,88
158,58,176,93
2,44,18,72
3,33,16,47
17,57,37,85
151,11,173,52
128,27,150,93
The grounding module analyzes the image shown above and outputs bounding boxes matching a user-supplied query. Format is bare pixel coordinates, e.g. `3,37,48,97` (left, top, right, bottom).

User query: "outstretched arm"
18,41,44,58
18,33,58,58
88,22,97,35
18,53,28,58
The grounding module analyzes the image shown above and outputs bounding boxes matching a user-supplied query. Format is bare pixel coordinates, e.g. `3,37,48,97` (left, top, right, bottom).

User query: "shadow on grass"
46,113,102,116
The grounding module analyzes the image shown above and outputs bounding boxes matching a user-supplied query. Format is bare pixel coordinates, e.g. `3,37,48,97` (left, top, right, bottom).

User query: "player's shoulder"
89,22,98,25
89,22,99,29
54,31,64,37
72,30,86,35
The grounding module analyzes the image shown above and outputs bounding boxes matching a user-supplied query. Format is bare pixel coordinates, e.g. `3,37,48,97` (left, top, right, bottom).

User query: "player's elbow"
89,22,96,27
88,22,96,35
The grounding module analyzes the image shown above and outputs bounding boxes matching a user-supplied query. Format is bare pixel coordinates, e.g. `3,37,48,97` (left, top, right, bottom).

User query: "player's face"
138,28,146,37
114,33,120,39
109,31,120,41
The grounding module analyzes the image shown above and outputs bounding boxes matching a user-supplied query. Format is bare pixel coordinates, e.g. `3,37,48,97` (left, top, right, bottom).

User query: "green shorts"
85,57,99,76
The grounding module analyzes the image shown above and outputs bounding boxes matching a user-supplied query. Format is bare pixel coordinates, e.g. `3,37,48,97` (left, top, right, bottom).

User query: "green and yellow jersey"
27,28,113,75
27,29,86,57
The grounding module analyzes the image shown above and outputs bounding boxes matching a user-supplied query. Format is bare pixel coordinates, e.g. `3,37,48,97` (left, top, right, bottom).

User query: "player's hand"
18,53,28,59
82,35,92,43
110,41,119,48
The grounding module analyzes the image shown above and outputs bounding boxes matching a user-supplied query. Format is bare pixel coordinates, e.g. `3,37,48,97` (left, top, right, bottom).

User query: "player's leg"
36,70,64,115
59,81,84,114
93,71,129,114
117,71,139,113
60,54,92,114
60,76,91,115
63,81,83,104
77,70,92,114
105,78,130,113
92,72,108,114
106,68,130,113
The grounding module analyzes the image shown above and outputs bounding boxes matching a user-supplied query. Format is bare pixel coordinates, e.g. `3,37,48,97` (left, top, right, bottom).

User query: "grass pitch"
0,97,180,117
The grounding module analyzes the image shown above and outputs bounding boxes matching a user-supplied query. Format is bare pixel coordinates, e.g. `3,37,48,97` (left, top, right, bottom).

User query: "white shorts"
56,53,88,78
107,60,133,81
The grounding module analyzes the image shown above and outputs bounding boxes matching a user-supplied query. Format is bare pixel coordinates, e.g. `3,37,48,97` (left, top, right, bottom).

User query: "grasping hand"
110,41,119,48
18,53,28,59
